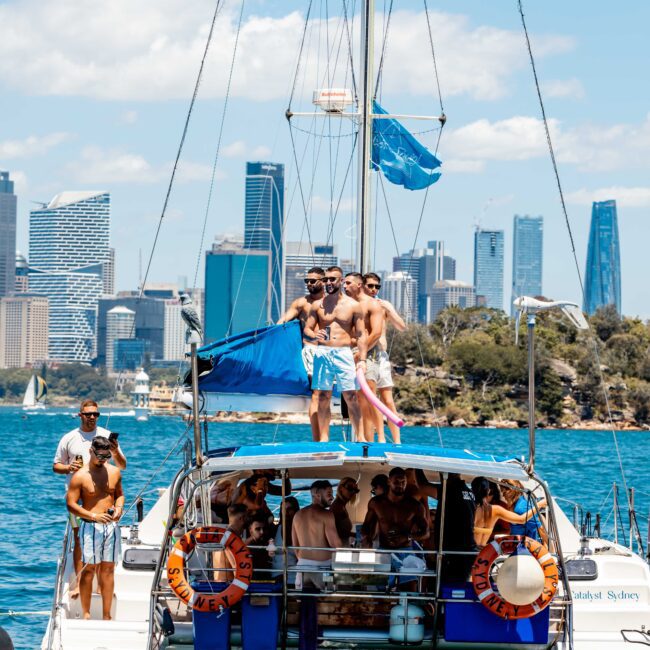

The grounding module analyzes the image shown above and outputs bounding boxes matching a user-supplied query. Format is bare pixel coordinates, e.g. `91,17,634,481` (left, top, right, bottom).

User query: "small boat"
22,373,47,411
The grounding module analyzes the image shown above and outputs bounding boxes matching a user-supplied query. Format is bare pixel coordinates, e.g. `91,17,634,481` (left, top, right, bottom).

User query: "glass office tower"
0,171,17,298
474,228,504,311
511,215,543,315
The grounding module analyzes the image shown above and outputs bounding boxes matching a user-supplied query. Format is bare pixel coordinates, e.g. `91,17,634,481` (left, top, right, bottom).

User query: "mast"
357,0,374,273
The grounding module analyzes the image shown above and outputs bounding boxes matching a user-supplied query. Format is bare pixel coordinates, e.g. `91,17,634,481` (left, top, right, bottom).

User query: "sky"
1,0,649,317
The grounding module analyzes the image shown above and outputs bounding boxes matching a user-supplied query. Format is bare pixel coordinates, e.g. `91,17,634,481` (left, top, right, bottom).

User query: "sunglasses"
365,283,381,290
81,412,100,418
324,276,339,283
304,278,322,285
94,451,112,460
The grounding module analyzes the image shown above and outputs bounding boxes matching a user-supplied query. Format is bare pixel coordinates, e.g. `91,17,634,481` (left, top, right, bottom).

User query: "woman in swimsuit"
471,477,547,549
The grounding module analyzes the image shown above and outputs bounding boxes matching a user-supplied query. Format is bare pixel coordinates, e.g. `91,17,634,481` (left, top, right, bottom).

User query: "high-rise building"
443,255,456,281
473,228,504,311
106,306,135,372
0,294,49,368
97,295,165,365
511,215,543,315
205,235,270,342
429,280,476,321
29,191,110,362
113,338,150,371
383,271,417,323
584,200,622,315
0,171,17,298
244,162,284,321
103,247,115,295
163,299,186,361
15,251,29,293
284,241,338,307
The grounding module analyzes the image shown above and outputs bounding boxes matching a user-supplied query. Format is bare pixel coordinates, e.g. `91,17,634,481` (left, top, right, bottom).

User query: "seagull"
179,294,203,344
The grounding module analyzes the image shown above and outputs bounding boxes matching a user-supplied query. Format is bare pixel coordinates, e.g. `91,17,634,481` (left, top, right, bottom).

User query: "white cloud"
542,78,585,99
67,147,222,184
310,195,354,213
566,186,650,208
0,2,573,102
0,132,72,159
250,145,272,159
222,141,247,158
9,170,28,194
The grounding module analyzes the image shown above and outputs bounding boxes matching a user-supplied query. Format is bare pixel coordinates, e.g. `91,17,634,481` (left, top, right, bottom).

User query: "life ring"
471,535,558,619
167,526,253,613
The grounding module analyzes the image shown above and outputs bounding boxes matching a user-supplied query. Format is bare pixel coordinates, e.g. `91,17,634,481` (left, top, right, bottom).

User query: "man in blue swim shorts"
303,266,368,442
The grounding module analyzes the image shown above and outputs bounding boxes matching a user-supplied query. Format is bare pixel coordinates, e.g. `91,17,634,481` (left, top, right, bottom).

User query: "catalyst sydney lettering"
573,590,639,601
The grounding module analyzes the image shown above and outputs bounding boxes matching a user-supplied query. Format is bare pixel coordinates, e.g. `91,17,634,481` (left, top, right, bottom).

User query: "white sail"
22,375,36,407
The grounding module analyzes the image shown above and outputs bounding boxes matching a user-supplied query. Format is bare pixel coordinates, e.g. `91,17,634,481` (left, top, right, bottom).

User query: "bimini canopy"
203,442,528,481
196,321,310,397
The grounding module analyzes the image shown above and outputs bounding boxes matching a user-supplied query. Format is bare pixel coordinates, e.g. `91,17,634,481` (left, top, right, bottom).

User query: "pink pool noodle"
356,368,405,428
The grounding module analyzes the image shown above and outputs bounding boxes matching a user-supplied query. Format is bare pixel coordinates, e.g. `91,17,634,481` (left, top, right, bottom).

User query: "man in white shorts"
363,273,406,444
278,266,325,440
67,436,124,620
303,266,368,442
53,399,127,594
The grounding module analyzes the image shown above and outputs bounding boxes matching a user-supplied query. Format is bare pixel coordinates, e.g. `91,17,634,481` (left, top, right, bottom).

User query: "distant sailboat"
22,374,47,410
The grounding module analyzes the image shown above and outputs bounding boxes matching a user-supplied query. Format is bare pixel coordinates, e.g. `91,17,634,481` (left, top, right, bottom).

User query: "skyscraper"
244,162,284,322
205,235,270,342
163,299,186,361
15,252,29,293
511,215,543,315
429,280,476,321
383,271,417,323
584,200,622,315
284,241,338,307
0,171,17,298
443,255,456,280
29,191,110,362
106,306,135,372
0,294,49,368
474,228,504,311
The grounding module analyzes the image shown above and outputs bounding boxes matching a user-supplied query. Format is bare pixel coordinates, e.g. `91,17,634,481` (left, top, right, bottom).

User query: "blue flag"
371,101,442,190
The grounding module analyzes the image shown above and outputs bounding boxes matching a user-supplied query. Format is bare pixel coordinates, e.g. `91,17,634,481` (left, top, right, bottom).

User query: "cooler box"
442,583,550,644
241,581,283,650
191,581,232,650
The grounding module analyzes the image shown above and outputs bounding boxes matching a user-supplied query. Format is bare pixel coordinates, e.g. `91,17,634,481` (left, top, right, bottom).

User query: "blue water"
1,406,648,649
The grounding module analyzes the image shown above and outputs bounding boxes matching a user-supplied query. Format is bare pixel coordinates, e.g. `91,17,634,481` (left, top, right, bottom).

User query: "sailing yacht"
22,372,47,411
40,1,650,649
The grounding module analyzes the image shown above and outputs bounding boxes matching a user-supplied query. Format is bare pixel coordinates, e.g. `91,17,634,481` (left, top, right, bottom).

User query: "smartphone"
108,431,119,443
107,507,115,516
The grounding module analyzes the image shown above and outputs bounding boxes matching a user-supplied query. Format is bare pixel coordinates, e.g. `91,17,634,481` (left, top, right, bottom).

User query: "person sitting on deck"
246,514,274,580
472,477,547,549
277,266,325,441
291,480,342,590
232,474,274,528
330,477,360,546
500,479,549,545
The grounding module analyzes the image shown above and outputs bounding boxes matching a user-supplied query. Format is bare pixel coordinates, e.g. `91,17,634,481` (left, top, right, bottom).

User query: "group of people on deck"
200,467,547,590
278,266,405,443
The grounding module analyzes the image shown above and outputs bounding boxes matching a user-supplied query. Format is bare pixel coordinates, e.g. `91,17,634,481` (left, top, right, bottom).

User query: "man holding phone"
53,399,127,595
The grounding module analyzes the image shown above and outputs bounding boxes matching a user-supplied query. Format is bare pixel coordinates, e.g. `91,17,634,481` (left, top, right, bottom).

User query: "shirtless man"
361,467,428,550
343,272,384,442
330,477,360,545
303,266,367,441
363,273,406,443
66,436,124,620
232,475,273,528
278,266,325,440
291,480,342,589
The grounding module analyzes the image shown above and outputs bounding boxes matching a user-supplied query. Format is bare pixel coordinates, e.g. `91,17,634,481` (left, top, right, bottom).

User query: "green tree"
590,305,622,342
387,324,441,367
536,368,564,422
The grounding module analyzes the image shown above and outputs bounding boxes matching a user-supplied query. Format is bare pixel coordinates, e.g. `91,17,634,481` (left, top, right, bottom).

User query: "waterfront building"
163,299,185,361
584,200,622,315
443,255,456,281
15,251,29,293
473,228,504,311
428,280,476,321
0,171,17,298
284,241,337,307
383,271,417,323
106,306,135,372
0,294,49,368
511,215,543,315
29,191,110,362
97,295,165,365
244,162,284,321
113,338,150,371
205,234,270,342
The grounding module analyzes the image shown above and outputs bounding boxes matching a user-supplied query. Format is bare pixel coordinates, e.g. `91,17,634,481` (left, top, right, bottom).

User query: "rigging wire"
517,0,633,514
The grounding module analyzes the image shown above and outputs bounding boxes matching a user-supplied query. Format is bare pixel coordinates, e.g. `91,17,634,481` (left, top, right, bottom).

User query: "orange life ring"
167,526,253,613
471,535,558,620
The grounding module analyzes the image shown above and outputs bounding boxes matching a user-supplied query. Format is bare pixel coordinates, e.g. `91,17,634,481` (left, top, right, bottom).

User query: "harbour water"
1,406,647,649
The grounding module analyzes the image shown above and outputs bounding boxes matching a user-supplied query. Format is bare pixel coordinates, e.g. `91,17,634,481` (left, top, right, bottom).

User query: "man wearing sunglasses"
67,436,124,620
278,266,325,440
303,266,367,441
362,272,406,444
53,399,127,595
